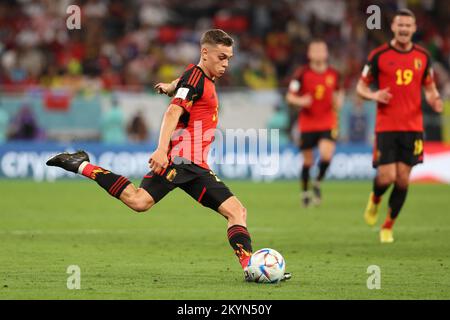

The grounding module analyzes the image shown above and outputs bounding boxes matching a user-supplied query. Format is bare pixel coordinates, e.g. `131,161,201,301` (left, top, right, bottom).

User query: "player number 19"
395,69,413,86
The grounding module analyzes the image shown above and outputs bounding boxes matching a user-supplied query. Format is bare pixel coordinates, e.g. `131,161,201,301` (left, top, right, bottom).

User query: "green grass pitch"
0,180,449,299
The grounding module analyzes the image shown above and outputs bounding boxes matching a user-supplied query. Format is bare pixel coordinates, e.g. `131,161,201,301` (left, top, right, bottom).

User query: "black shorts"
299,130,337,150
373,131,424,168
139,158,233,212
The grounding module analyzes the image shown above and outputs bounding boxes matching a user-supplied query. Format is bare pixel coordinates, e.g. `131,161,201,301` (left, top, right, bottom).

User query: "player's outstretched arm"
333,89,345,110
285,91,313,109
356,79,392,104
154,78,180,97
424,82,443,113
149,104,184,174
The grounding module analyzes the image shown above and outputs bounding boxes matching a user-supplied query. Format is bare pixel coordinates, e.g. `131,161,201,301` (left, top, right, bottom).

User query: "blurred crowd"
1,0,449,94
0,0,449,144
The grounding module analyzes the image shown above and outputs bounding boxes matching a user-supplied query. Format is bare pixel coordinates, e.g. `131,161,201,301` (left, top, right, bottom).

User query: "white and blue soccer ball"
245,248,286,283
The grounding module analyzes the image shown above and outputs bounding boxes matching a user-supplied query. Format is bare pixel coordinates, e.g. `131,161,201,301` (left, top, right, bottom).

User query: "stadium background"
0,0,449,182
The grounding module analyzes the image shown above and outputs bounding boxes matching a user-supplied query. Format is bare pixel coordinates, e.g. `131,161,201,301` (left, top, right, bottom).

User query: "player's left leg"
217,196,291,281
300,148,314,207
179,170,253,269
298,131,319,208
180,169,290,281
313,138,336,205
380,162,411,243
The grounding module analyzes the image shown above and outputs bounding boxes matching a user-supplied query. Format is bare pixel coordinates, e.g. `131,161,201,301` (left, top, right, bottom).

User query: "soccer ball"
245,248,285,283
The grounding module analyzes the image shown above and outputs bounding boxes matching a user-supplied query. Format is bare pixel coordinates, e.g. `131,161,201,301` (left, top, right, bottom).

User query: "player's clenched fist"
154,82,174,96
299,94,313,108
374,87,393,104
149,148,169,174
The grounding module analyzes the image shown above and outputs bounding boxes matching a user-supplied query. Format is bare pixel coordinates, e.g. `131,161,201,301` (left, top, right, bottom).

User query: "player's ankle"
78,161,92,176
372,194,382,204
240,255,250,269
382,218,395,229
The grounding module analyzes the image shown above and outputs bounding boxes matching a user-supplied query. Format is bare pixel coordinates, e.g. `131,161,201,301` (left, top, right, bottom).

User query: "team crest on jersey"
413,139,424,156
414,58,422,71
166,168,177,182
331,128,339,140
325,75,335,87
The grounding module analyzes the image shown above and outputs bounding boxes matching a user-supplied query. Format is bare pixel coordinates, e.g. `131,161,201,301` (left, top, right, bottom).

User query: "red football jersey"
288,65,340,132
169,64,218,169
360,43,435,132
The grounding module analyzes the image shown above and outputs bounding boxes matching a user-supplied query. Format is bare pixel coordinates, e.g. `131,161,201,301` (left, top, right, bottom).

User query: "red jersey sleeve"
422,55,435,86
360,44,390,85
360,53,376,85
170,65,205,113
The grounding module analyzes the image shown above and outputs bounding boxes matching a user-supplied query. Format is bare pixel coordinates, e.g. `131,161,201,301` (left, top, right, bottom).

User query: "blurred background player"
286,39,344,207
356,9,443,243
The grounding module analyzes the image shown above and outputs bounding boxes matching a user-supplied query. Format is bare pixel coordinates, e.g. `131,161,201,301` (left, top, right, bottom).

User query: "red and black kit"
360,43,434,167
140,64,233,211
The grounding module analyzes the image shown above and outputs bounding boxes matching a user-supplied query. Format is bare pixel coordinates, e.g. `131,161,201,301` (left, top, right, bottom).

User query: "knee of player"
395,178,410,189
319,158,332,165
379,172,396,185
302,160,313,168
131,198,154,213
225,205,247,222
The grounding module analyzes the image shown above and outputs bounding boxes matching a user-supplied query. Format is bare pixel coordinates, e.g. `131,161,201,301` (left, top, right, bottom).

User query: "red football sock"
227,225,253,269
372,194,382,204
382,210,395,229
80,163,96,179
240,255,251,269
79,162,131,199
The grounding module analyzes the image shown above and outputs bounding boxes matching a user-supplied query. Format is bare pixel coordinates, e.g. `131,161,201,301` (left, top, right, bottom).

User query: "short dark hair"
308,38,327,46
394,8,416,20
200,29,234,47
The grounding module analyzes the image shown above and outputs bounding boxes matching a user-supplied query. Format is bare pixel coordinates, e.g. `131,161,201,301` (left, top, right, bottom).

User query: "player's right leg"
364,163,396,226
313,137,336,205
46,151,155,212
365,132,397,226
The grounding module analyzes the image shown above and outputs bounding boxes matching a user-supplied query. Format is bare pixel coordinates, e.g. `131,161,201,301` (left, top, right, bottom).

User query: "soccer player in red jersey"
286,40,344,207
47,29,290,281
356,9,443,243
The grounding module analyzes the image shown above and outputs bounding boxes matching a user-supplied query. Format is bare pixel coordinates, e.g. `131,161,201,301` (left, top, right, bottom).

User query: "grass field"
0,180,449,299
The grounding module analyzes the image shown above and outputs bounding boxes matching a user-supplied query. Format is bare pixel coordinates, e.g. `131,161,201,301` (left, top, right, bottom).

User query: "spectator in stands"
1,0,448,96
348,97,368,143
8,105,43,140
267,98,290,146
0,0,449,143
243,58,278,90
127,111,149,143
100,97,126,144
0,108,9,143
